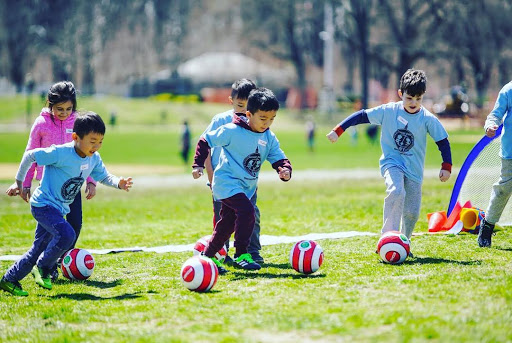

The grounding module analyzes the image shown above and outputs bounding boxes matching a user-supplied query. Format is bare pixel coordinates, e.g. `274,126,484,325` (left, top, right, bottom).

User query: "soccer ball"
61,248,95,280
289,240,324,274
193,235,227,263
377,231,410,264
180,256,218,292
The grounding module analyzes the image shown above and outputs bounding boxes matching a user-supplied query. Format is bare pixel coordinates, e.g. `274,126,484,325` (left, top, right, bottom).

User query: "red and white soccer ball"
377,231,411,264
289,240,324,274
193,235,227,263
180,256,218,292
61,248,95,280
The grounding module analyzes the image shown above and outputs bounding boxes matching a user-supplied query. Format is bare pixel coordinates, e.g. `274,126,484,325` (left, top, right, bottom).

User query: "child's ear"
228,96,233,104
397,89,403,99
72,132,78,141
246,110,252,118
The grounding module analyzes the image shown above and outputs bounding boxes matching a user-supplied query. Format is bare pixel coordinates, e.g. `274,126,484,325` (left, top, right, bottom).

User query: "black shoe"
50,268,59,282
224,255,234,266
234,253,261,270
478,219,495,247
202,252,228,275
250,252,264,264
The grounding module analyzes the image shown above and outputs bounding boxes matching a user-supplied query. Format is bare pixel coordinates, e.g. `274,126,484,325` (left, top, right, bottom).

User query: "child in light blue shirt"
192,88,292,273
327,69,452,249
478,81,512,247
1,112,133,296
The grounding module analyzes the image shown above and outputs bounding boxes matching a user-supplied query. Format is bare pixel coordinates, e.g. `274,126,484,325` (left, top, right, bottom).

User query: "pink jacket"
23,109,96,188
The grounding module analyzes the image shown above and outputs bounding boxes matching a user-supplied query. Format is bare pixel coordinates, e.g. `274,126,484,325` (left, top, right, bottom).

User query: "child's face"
230,96,248,113
51,100,74,121
399,90,424,114
247,110,276,132
72,132,104,158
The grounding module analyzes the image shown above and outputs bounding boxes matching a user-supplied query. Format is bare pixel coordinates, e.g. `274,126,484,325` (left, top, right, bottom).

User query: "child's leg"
401,178,422,239
66,192,83,248
223,193,255,257
247,192,262,256
31,205,76,274
3,222,52,283
485,159,512,224
382,167,406,234
204,202,236,258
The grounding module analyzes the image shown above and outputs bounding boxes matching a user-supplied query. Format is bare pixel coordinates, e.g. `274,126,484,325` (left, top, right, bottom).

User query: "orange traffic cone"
427,211,447,232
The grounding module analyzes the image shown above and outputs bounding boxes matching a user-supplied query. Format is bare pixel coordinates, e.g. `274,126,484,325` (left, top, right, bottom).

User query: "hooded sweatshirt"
23,108,96,188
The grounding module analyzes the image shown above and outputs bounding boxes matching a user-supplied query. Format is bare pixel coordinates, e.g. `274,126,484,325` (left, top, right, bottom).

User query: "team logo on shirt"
243,146,261,177
61,173,85,201
393,124,414,153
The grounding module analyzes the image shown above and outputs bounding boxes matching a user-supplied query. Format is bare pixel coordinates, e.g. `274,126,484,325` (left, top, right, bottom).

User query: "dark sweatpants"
204,193,255,258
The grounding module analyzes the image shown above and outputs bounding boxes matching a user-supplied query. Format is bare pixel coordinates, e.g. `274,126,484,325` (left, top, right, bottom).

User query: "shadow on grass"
259,262,290,270
52,278,123,289
403,257,481,265
229,270,325,280
51,292,143,301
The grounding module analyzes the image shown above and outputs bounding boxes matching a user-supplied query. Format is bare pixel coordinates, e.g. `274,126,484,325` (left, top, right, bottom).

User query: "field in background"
1,97,510,342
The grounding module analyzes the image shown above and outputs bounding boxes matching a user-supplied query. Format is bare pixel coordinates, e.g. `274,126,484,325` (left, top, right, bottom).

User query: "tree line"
1,0,511,108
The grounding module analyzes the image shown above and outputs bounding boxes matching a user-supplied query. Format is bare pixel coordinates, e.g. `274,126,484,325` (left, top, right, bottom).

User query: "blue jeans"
214,191,261,255
67,192,83,249
4,205,76,282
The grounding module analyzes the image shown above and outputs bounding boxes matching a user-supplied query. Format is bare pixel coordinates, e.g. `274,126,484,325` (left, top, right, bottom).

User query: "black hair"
399,69,427,97
231,78,257,100
73,112,106,138
247,87,280,114
47,81,77,111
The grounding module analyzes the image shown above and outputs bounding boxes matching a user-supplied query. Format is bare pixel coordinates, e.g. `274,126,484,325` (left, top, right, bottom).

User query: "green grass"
0,178,511,342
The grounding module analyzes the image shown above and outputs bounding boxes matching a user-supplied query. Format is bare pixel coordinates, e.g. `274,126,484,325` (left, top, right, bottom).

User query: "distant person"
478,80,512,247
20,81,97,281
201,78,264,264
326,69,452,252
180,120,191,164
192,87,292,273
109,111,117,127
1,113,133,296
305,116,316,152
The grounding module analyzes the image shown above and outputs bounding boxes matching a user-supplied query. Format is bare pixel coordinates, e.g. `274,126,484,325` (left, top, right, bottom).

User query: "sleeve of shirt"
435,138,452,172
331,110,370,136
90,157,120,188
16,146,60,181
22,120,43,188
485,87,509,130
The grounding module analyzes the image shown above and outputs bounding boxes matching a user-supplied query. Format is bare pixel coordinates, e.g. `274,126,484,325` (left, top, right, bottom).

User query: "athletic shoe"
234,253,261,270
224,255,234,266
250,252,264,264
478,219,495,248
31,266,52,290
0,277,28,296
50,268,59,282
210,257,228,275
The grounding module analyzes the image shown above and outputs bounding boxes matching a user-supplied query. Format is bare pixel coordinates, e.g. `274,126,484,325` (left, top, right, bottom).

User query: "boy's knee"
56,223,77,249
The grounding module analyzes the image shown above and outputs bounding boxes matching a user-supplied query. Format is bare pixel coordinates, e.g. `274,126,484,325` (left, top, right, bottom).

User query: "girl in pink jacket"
22,81,96,280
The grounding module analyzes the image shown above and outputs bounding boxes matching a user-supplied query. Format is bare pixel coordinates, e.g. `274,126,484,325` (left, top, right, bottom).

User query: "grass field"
0,97,510,342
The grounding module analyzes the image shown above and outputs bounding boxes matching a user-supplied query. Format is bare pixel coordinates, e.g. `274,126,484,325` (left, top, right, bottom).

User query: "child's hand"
486,125,498,138
6,180,28,202
192,167,204,179
278,167,291,181
326,131,339,143
22,187,31,202
118,177,133,191
439,169,451,182
85,182,97,200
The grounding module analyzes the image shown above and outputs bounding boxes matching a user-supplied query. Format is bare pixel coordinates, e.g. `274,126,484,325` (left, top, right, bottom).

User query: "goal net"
448,125,512,225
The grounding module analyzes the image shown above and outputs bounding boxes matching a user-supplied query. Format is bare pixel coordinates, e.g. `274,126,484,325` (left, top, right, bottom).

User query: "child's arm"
485,87,509,137
436,138,452,182
6,150,38,202
192,137,211,179
272,159,293,181
327,110,370,142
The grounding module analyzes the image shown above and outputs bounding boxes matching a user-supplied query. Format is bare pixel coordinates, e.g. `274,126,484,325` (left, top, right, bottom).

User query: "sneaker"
210,257,228,275
224,255,234,266
31,266,52,290
50,268,59,282
478,219,495,248
234,253,261,270
250,252,264,264
0,277,28,296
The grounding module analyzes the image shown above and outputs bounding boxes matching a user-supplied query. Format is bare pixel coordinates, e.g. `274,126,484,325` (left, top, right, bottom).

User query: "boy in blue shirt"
478,81,512,247
202,78,265,264
2,112,133,296
326,69,452,251
192,87,292,273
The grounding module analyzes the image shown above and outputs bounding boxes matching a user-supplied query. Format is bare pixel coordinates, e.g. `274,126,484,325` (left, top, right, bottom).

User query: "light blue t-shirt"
18,143,113,216
202,109,235,170
204,121,287,200
485,81,512,159
366,101,448,183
